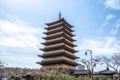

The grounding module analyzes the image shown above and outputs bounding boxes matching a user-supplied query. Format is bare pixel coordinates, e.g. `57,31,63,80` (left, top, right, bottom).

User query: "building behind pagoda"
37,15,78,71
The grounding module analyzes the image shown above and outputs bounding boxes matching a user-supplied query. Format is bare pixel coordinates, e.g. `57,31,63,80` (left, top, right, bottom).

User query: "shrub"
107,78,113,80
101,76,110,80
93,76,99,80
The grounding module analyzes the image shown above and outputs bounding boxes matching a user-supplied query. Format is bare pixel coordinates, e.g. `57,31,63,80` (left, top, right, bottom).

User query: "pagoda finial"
59,12,61,20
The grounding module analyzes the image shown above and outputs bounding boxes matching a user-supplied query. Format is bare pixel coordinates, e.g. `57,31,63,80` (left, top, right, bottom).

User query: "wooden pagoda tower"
37,14,78,70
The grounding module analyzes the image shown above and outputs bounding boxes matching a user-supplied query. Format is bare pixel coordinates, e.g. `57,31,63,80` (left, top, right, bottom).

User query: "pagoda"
37,13,78,70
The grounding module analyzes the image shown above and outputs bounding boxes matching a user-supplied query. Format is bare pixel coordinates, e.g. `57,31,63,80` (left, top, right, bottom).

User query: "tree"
78,50,102,80
102,53,120,80
0,61,5,80
79,56,101,80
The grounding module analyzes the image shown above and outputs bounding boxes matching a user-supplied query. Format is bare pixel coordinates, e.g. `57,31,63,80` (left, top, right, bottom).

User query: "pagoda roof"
42,38,77,47
45,18,73,28
39,59,78,66
38,52,78,59
40,44,78,53
44,28,75,37
99,70,116,74
99,67,116,75
42,32,76,42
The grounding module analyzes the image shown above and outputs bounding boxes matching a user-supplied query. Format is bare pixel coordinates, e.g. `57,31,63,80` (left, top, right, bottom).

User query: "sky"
0,0,120,71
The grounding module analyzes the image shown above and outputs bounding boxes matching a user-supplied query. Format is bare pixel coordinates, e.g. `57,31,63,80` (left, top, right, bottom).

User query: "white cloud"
2,52,40,68
0,16,43,50
105,36,116,47
104,0,120,10
77,37,119,56
0,37,27,48
99,14,115,32
99,14,120,38
0,16,43,68
106,14,115,20
110,19,120,36
76,36,120,71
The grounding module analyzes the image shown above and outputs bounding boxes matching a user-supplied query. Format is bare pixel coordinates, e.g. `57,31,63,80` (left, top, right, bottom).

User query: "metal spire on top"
59,12,62,20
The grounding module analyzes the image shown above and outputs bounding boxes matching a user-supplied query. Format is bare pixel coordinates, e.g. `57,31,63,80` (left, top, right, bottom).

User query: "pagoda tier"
42,37,77,47
46,18,73,28
43,33,76,42
40,44,77,53
39,59,78,66
45,25,74,32
37,17,78,70
39,54,77,59
39,48,78,59
44,26,75,37
39,54,78,60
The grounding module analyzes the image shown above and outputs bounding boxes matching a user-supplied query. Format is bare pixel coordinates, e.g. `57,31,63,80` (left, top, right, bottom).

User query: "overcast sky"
0,0,120,71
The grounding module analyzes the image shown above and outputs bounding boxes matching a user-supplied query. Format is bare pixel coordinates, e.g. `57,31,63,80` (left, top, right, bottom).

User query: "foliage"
101,76,109,80
106,78,113,80
102,53,120,80
93,76,99,80
35,75,84,80
102,53,120,72
79,50,101,80
9,74,115,80
0,61,5,78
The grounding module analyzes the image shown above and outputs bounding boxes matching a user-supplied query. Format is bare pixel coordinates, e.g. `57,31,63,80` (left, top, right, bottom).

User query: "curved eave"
43,32,47,34
99,70,116,74
41,40,63,45
44,30,75,37
40,46,78,53
45,18,73,28
73,40,76,41
45,26,74,32
41,40,77,47
63,45,78,53
63,40,77,47
73,34,75,36
42,33,63,40
43,36,76,42
41,47,76,53
63,29,75,37
39,48,43,51
63,33,76,42
74,50,78,53
76,57,80,59
74,45,77,47
38,55,43,57
42,33,76,42
44,28,63,35
40,45,63,51
36,62,41,64
72,30,75,32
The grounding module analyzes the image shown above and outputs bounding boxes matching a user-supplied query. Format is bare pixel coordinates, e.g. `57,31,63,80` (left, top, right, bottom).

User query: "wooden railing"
45,43,64,48
46,37,63,42
47,32,63,37
48,22,63,27
47,27,63,33
44,49,74,56
43,57,74,62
